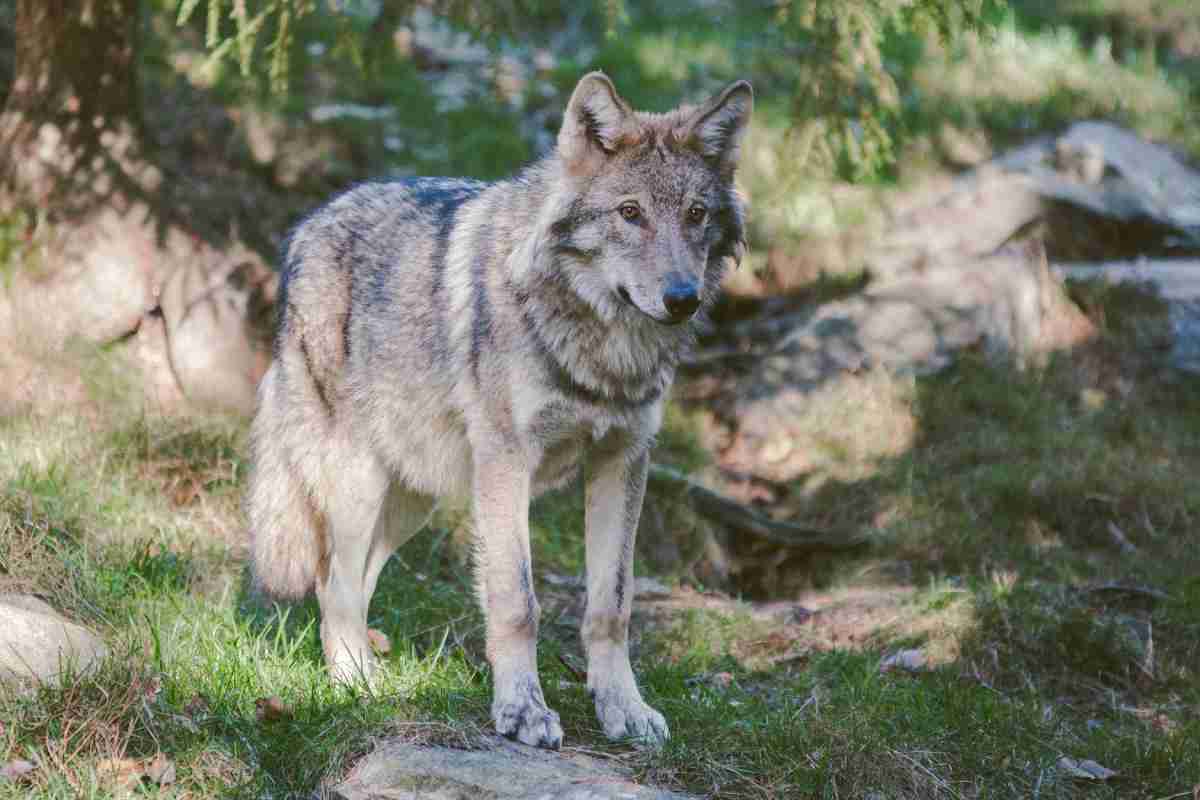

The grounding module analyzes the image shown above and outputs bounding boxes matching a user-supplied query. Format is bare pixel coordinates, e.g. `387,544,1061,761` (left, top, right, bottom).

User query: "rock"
159,250,274,416
634,576,673,599
718,243,1094,483
127,311,189,413
0,196,274,419
0,595,108,685
866,168,1045,279
1056,756,1119,782
334,735,696,800
879,649,928,673
1,595,57,615
1170,299,1200,374
1001,121,1200,240
0,336,92,417
3,204,159,348
866,121,1200,279
1052,258,1200,374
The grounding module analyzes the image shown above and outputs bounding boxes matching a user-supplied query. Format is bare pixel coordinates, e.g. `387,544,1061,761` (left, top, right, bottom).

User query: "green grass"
4,4,1200,794
904,10,1200,158
3,281,1199,798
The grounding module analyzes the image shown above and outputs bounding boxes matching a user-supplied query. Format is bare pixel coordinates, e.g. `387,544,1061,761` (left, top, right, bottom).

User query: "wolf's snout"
662,279,700,323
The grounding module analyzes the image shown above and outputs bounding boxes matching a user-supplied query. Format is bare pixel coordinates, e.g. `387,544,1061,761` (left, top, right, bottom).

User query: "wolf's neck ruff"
509,263,691,410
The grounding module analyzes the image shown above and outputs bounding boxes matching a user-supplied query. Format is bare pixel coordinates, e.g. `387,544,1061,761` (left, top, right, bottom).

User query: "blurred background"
1,1,1198,798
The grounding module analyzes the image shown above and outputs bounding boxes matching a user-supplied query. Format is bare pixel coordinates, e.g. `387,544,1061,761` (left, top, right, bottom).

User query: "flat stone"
334,735,696,800
0,595,108,685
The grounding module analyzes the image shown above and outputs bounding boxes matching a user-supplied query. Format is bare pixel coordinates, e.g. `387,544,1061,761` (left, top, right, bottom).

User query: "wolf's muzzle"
662,279,700,323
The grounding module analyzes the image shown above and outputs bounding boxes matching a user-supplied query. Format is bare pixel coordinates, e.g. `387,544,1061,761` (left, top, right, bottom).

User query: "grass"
907,11,1200,158
4,2,1199,796
2,280,1198,799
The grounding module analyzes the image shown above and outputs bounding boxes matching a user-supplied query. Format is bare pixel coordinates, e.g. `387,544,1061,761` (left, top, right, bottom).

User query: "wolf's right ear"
558,72,633,172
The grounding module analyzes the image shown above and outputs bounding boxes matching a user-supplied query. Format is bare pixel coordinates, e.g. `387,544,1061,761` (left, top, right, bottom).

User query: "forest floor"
3,1,1200,798
2,282,1197,799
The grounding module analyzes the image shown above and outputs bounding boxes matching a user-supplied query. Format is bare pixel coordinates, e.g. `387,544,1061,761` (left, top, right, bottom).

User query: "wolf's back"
247,178,487,599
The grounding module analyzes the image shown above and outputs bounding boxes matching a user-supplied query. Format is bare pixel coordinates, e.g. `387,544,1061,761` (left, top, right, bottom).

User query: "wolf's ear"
686,80,753,173
558,71,633,171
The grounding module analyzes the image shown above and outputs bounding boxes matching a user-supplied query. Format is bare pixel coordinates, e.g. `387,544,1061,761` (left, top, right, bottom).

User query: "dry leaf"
0,760,35,783
880,649,927,673
136,675,163,700
184,693,210,717
367,628,392,655
97,757,144,795
1151,713,1178,734
711,671,735,689
171,478,202,507
1057,756,1118,781
145,752,176,785
255,695,292,723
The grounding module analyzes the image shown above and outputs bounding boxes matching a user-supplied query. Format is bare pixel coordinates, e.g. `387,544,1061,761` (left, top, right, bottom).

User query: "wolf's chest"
525,403,619,494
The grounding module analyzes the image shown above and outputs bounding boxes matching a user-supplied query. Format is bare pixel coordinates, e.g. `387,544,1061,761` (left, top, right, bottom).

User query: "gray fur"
246,72,752,748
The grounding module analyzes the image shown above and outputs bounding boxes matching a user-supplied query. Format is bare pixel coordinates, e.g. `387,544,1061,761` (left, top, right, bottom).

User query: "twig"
1083,583,1170,602
1141,619,1155,680
1106,521,1138,555
889,748,962,800
649,464,869,551
557,653,585,683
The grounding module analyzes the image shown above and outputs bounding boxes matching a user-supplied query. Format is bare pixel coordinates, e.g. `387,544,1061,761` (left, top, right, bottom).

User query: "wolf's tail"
245,367,323,600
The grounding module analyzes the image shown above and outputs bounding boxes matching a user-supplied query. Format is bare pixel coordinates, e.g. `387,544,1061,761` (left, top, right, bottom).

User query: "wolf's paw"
326,647,378,687
493,682,563,749
592,687,669,745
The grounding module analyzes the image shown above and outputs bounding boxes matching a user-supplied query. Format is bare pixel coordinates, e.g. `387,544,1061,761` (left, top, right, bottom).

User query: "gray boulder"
716,243,1095,483
0,595,108,686
334,735,696,800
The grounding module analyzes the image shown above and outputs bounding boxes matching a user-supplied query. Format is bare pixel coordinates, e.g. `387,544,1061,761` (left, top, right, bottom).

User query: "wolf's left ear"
558,72,634,172
686,80,754,173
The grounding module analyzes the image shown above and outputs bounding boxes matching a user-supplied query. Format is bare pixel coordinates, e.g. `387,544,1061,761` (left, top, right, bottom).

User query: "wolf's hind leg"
363,485,436,608
313,455,391,685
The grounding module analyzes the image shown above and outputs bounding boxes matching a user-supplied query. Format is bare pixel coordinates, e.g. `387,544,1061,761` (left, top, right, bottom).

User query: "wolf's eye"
687,204,707,224
618,202,641,222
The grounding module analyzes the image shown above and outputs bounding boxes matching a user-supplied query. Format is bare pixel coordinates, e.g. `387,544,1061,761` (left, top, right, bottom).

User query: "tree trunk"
1,0,142,213
0,0,273,418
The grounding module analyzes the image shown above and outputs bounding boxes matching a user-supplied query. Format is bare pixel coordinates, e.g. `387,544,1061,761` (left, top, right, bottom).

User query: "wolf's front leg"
583,443,669,744
472,448,563,749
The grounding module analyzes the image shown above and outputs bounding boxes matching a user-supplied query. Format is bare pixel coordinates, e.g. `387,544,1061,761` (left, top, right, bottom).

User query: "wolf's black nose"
663,282,700,321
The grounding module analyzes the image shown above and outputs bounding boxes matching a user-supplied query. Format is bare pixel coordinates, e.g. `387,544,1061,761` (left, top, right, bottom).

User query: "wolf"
246,72,752,749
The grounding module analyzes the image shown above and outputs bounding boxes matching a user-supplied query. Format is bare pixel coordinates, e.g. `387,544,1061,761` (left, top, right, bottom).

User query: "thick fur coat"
247,72,752,748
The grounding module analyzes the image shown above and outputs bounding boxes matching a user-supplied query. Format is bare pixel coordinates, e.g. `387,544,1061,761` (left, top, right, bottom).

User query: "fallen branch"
1082,583,1171,602
648,464,869,551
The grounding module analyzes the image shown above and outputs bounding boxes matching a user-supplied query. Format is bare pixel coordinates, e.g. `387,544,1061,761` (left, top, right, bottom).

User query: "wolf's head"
540,72,752,326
